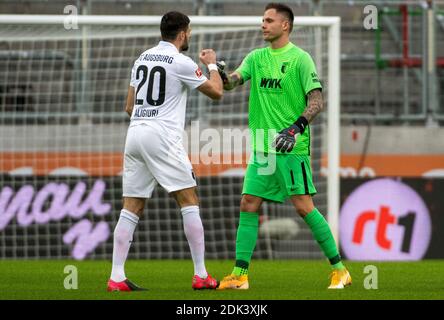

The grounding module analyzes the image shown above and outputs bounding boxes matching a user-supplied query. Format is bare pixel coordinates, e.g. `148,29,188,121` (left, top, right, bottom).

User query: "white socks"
110,209,139,282
181,206,208,279
110,206,208,282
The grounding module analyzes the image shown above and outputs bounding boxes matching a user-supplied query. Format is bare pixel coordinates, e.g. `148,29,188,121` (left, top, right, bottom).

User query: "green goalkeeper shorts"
242,152,317,203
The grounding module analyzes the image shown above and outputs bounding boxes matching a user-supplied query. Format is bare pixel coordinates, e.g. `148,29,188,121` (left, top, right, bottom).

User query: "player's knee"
173,188,199,207
175,196,198,207
296,207,311,217
124,206,144,217
240,195,262,212
132,207,144,217
295,202,315,218
183,193,199,206
291,195,314,218
122,198,145,217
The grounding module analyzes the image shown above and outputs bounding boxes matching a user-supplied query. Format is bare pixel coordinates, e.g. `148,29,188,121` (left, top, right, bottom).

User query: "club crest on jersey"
281,62,289,73
195,68,203,78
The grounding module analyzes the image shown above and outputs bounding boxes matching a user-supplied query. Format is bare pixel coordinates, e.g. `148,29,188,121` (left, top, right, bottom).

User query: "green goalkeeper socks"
233,265,249,276
232,212,259,276
304,208,345,270
231,209,344,275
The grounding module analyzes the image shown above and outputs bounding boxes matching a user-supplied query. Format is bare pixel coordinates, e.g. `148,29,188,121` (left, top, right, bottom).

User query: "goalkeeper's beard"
263,29,285,43
264,34,280,43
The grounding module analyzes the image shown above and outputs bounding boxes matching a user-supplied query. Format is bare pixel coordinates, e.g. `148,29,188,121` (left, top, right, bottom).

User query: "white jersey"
129,41,207,134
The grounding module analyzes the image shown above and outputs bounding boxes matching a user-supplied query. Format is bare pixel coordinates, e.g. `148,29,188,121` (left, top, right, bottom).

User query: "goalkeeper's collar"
269,42,294,55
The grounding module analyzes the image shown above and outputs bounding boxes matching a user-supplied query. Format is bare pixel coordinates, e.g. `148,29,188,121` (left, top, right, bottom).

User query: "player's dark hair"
265,3,294,33
160,11,190,41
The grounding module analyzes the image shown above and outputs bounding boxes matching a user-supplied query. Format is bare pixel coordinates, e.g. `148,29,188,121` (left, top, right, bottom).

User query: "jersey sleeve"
235,50,255,82
298,52,322,95
176,56,208,90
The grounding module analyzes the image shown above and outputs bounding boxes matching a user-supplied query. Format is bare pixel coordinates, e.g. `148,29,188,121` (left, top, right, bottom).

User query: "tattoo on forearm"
302,89,323,123
224,73,243,90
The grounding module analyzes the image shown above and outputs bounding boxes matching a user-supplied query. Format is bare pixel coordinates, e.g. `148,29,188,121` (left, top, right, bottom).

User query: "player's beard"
264,33,280,43
181,36,189,52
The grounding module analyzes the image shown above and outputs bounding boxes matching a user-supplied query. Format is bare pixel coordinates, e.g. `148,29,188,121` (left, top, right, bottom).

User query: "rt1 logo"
353,206,416,253
340,179,431,260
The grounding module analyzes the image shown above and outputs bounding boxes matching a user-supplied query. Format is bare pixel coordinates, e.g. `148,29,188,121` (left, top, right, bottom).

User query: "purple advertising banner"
1,175,443,260
0,178,112,259
0,175,244,260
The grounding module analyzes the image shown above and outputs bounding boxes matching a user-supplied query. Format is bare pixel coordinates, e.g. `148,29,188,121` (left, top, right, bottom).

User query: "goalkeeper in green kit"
217,3,351,290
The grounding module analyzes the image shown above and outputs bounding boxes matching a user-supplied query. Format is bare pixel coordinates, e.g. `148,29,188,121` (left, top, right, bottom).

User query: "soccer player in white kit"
107,11,223,291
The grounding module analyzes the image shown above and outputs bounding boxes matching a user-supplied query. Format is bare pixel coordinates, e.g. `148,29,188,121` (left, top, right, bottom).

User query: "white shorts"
122,123,196,198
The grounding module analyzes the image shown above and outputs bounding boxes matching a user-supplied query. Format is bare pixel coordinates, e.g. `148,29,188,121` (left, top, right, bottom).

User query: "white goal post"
0,14,340,259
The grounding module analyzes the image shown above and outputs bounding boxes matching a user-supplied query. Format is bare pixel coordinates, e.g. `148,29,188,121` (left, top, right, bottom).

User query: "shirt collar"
269,42,294,55
158,40,179,53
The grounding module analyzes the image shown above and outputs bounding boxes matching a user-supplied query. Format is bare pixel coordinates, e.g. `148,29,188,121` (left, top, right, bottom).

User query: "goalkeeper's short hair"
265,3,294,33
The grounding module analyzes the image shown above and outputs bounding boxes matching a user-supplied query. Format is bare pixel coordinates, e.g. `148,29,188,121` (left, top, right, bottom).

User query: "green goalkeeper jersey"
236,42,322,155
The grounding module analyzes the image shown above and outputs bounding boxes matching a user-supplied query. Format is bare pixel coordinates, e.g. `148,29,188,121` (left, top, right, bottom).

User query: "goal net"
0,15,340,260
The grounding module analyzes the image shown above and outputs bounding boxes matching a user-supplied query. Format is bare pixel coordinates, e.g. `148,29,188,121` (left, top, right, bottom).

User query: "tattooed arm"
302,89,324,123
223,72,244,91
272,89,324,153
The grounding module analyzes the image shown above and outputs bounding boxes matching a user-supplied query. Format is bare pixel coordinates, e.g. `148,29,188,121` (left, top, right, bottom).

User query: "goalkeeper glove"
272,116,309,153
216,60,229,85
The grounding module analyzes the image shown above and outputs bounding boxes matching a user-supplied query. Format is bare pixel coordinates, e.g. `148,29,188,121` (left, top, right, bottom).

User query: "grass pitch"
0,260,442,300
